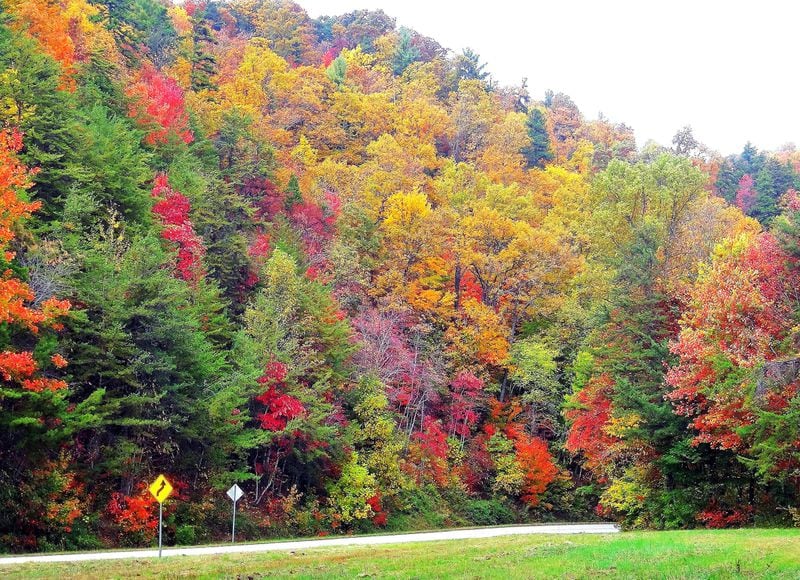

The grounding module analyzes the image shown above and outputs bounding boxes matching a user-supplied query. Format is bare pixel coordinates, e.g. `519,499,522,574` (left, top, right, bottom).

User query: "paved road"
0,523,619,565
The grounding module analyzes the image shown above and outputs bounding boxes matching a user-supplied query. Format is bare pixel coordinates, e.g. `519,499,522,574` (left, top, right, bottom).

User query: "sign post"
226,484,244,543
148,474,174,557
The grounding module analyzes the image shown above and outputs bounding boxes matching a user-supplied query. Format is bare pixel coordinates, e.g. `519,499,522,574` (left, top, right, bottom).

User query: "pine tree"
326,54,347,87
391,28,420,75
522,108,553,168
60,229,227,492
0,24,76,212
189,3,219,92
65,104,153,224
740,142,764,175
452,47,489,83
284,174,302,210
753,165,778,222
714,158,742,202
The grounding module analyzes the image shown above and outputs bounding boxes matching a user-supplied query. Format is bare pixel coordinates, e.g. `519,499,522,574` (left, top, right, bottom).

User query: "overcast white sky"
298,0,799,156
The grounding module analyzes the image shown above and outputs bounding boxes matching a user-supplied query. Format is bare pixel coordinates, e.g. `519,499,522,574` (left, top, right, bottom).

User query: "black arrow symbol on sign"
157,480,166,496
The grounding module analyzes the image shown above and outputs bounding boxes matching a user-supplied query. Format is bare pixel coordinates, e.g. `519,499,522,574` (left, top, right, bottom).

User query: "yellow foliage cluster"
183,9,756,410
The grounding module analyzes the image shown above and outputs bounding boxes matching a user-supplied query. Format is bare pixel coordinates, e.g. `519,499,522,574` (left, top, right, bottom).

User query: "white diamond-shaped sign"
227,484,244,502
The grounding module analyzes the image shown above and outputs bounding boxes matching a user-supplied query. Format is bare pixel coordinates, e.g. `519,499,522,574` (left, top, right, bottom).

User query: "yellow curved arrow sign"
148,474,173,504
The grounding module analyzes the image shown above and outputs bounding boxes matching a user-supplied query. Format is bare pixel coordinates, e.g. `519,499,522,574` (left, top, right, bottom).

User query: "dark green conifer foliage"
65,105,153,224
714,158,741,202
62,230,228,485
189,4,219,92
0,25,76,213
753,165,777,223
452,47,489,83
93,0,178,64
740,142,764,175
285,174,302,210
522,108,554,168
391,28,420,75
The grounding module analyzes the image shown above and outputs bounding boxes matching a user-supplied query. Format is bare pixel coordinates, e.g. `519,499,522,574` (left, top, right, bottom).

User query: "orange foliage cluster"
0,129,70,392
0,129,39,257
106,485,159,541
6,0,76,88
515,435,559,507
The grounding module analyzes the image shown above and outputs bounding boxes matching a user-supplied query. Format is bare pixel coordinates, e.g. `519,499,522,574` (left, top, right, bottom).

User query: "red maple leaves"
735,174,756,214
667,233,798,450
127,66,194,146
151,174,206,285
0,129,39,257
515,434,558,506
447,371,483,437
106,484,159,541
408,417,450,486
565,373,618,473
255,361,305,431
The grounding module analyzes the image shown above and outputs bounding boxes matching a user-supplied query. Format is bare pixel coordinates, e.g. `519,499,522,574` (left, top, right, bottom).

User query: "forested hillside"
1,0,799,552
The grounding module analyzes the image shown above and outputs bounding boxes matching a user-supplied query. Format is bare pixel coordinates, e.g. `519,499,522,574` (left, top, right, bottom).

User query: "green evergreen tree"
189,4,219,92
61,228,228,490
98,0,178,64
753,165,778,223
65,105,153,224
452,47,489,83
522,108,553,168
215,109,275,185
285,174,303,210
391,28,420,75
739,141,764,175
0,25,77,213
166,149,254,313
714,158,742,202
75,51,127,113
326,54,347,87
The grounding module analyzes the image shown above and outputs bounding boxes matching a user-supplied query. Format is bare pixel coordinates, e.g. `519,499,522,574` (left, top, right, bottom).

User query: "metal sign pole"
227,483,243,544
232,499,237,543
149,474,173,558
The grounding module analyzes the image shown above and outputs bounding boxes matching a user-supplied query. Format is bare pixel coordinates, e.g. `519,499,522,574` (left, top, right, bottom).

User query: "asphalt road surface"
0,523,619,565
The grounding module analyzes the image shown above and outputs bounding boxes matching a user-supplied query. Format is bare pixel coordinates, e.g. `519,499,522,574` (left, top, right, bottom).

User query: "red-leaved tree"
255,360,305,431
515,434,559,506
151,174,206,285
127,66,194,146
447,371,484,439
565,373,618,475
735,174,757,214
666,233,797,450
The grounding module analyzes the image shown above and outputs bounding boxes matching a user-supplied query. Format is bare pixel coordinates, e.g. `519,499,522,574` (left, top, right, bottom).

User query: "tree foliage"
2,0,800,551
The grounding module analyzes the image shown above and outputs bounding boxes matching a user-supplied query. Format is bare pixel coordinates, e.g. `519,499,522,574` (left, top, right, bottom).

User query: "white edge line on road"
0,523,619,565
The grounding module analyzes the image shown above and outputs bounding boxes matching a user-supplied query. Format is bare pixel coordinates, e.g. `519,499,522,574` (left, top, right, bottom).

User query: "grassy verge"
3,528,799,579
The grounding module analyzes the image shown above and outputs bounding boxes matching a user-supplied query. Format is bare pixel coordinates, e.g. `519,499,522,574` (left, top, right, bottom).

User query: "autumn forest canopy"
1,0,800,553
